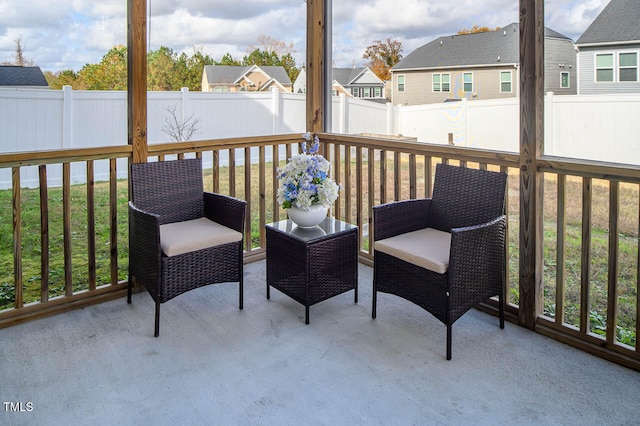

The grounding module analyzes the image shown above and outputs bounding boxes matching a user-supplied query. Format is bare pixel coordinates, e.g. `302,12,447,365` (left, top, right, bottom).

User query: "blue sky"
0,0,609,73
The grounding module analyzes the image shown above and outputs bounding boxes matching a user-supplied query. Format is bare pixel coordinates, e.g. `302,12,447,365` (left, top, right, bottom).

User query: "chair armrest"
373,199,431,241
448,215,506,299
128,201,162,288
203,192,247,234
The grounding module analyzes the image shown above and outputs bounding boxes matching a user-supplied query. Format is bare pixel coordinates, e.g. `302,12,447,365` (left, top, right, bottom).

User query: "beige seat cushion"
375,227,451,274
160,217,242,257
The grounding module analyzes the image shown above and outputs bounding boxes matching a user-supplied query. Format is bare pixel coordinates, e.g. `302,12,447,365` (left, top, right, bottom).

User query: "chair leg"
499,292,505,329
372,281,377,319
127,273,132,304
239,248,244,310
154,301,160,337
446,324,452,360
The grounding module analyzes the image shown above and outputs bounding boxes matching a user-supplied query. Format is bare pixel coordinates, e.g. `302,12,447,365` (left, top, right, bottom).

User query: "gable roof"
576,0,640,45
203,65,291,86
0,66,49,87
393,23,571,71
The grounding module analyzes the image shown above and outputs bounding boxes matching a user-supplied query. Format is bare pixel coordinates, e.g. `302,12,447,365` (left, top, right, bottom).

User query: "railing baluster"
356,147,363,249
259,145,266,249
345,146,352,224
12,167,23,309
109,158,118,286
39,165,49,303
380,150,387,205
63,163,73,296
556,174,566,324
606,181,619,346
580,177,592,334
244,147,251,251
426,156,433,198
334,144,342,220
394,152,401,201
409,153,417,199
272,144,280,222
87,161,97,291
229,149,236,198
368,148,375,254
213,150,220,193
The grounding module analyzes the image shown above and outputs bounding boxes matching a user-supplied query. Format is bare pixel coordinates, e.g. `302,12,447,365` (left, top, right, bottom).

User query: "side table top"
266,217,357,242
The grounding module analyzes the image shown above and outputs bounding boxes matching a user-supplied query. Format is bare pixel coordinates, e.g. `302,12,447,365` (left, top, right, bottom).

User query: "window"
500,71,512,92
397,75,405,92
561,71,570,88
619,52,638,82
463,72,473,92
596,53,614,82
374,87,382,97
433,73,451,92
352,87,360,97
363,87,371,97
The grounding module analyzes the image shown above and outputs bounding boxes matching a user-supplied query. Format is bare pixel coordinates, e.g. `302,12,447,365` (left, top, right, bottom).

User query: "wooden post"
306,0,324,133
518,0,545,329
128,0,148,164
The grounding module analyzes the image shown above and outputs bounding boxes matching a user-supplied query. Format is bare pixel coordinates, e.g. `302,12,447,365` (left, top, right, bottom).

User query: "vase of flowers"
276,133,340,228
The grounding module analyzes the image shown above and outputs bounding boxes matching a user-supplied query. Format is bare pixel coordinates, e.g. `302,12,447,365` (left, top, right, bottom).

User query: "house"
0,65,49,89
294,67,387,102
201,65,292,93
390,23,576,105
575,0,640,95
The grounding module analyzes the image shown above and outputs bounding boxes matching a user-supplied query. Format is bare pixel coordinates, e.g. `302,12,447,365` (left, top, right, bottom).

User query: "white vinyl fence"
1,87,639,189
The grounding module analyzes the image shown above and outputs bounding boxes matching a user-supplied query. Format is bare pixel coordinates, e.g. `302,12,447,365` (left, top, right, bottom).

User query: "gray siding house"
0,66,49,89
391,23,576,106
576,0,640,95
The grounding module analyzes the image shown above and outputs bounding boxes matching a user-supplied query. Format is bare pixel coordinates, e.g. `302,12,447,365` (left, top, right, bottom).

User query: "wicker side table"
265,217,358,324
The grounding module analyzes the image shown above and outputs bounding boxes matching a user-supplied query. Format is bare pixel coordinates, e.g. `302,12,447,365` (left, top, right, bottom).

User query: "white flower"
276,133,341,210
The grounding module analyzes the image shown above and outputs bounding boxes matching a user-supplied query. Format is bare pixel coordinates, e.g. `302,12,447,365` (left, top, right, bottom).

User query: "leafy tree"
44,70,78,89
218,53,241,66
458,25,500,34
363,38,403,81
76,45,128,90
177,47,216,91
148,46,179,91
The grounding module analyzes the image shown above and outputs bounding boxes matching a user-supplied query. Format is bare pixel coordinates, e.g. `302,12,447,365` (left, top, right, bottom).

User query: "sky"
0,0,610,73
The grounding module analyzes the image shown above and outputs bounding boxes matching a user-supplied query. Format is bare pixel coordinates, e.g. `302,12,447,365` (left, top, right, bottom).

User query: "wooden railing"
0,134,638,371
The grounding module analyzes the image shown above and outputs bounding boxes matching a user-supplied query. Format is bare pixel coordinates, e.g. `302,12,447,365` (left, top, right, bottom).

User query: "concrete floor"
1,260,639,426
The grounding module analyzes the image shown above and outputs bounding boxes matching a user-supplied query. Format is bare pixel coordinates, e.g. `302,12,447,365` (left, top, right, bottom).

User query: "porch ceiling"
1,261,638,424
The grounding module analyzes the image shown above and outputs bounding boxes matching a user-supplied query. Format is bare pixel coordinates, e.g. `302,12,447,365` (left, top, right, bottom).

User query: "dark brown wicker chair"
127,158,247,337
372,163,507,359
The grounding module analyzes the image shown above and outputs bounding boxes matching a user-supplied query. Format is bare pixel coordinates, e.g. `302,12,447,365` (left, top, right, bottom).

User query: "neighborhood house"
391,23,577,105
201,64,292,93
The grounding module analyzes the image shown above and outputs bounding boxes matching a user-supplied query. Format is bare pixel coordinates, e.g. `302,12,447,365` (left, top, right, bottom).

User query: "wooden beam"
306,0,324,133
127,0,148,163
518,0,545,329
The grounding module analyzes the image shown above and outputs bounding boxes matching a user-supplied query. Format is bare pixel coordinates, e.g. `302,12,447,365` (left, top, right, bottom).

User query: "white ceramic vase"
287,204,328,228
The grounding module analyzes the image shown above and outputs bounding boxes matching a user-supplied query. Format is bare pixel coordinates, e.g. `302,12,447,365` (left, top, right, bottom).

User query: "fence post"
386,102,394,136
62,85,73,149
181,87,190,125
545,91,554,155
271,87,281,134
462,97,468,147
339,93,347,134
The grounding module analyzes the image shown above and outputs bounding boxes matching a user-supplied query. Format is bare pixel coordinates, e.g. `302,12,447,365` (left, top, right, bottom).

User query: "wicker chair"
127,158,247,337
372,163,507,360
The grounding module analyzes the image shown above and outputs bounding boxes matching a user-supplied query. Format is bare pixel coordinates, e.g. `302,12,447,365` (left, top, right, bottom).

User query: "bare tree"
13,36,34,66
248,35,295,57
162,104,201,142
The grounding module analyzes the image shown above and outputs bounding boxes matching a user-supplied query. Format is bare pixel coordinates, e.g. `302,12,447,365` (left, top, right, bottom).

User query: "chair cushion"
160,217,242,257
375,227,451,274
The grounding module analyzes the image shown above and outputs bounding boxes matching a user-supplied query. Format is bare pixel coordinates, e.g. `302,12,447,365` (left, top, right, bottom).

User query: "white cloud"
0,0,609,72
